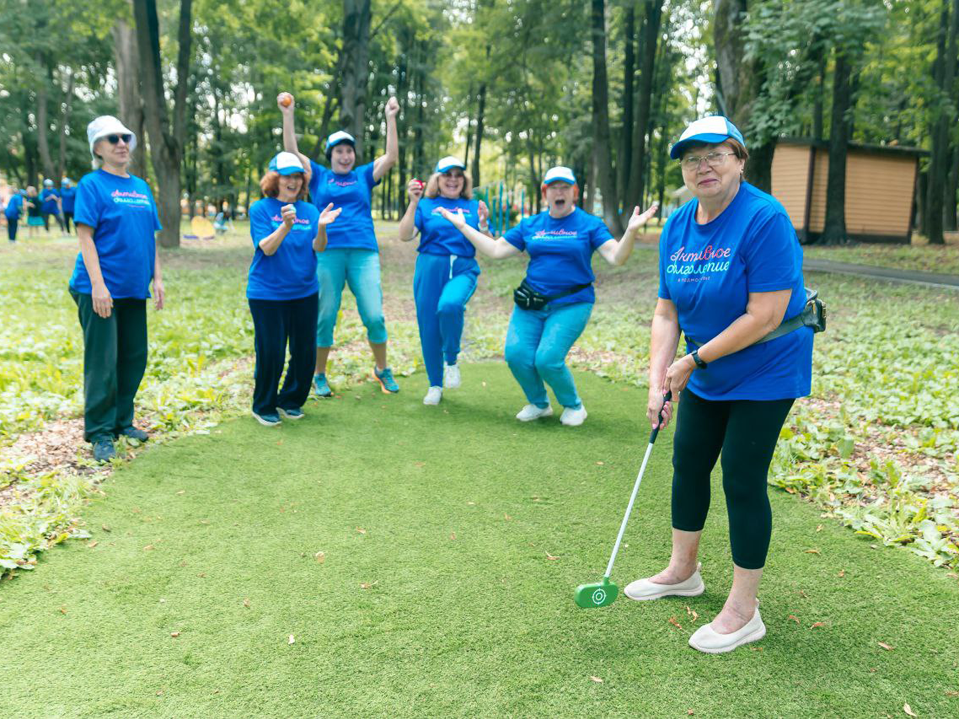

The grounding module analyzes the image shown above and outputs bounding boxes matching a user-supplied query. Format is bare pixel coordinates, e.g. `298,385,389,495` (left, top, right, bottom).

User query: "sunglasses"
105,133,133,145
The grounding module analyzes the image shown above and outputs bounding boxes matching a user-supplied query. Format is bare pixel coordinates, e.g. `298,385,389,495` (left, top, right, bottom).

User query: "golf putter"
574,390,673,609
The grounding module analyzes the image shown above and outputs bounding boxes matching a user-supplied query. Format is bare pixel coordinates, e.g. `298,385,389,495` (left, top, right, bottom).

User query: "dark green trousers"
70,290,148,443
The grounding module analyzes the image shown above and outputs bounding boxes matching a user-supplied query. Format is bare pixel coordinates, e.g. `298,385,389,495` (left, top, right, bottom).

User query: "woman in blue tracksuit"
398,156,491,405
61,178,77,234
441,166,658,426
279,92,400,397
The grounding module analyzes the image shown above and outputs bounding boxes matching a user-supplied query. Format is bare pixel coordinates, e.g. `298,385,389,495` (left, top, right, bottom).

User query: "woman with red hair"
441,166,657,426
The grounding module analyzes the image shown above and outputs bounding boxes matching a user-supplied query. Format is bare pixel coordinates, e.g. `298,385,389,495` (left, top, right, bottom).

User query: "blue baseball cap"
435,156,466,173
324,131,356,154
669,116,746,159
269,151,306,176
542,166,577,186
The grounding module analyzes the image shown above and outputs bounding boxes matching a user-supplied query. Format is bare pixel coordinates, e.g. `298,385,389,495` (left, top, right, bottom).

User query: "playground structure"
474,182,529,235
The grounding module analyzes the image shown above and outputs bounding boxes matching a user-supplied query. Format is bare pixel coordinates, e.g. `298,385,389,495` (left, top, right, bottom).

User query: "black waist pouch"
513,279,592,311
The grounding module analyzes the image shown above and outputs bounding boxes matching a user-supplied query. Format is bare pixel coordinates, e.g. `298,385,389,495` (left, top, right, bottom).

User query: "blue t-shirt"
4,194,22,219
504,208,613,306
414,196,479,258
658,182,813,401
69,170,161,300
247,198,321,301
61,187,76,213
41,188,60,214
308,160,380,252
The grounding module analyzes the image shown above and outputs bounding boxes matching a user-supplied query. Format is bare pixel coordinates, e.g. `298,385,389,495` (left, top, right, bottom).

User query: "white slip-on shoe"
688,601,765,654
515,404,554,422
560,404,588,426
624,562,705,601
423,386,443,405
444,363,461,389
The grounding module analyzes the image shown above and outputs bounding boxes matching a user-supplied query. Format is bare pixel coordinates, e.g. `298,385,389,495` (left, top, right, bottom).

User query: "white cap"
435,156,466,173
325,130,356,153
269,151,306,175
87,115,137,160
43,179,53,187
543,166,577,186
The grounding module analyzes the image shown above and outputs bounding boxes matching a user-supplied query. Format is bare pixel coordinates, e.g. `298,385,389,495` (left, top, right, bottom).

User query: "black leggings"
671,388,794,570
64,211,74,234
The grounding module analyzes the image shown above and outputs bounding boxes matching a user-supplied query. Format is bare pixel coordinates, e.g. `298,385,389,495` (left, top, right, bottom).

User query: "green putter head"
574,577,618,609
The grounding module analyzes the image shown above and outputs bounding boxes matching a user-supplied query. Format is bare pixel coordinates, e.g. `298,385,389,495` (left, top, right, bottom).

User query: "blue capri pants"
316,248,388,347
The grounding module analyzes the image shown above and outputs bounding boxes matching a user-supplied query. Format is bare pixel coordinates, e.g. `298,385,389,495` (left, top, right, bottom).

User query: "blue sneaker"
373,366,400,394
277,407,304,420
252,411,281,427
313,373,333,398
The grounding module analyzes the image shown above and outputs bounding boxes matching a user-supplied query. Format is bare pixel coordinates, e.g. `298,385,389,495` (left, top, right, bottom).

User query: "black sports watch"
691,349,707,369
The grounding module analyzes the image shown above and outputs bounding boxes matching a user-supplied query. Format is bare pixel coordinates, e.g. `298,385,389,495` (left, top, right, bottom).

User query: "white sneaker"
624,562,705,601
689,601,765,654
423,386,443,405
444,363,461,389
515,404,553,422
560,404,588,426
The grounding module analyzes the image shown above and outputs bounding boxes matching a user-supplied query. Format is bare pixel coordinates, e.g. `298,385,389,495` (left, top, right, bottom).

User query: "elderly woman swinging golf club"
440,166,657,426
398,156,490,405
68,116,164,462
625,117,814,654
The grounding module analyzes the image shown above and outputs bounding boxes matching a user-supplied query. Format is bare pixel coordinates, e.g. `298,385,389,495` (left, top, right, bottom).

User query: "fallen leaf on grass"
450,532,456,541
804,549,821,555
589,676,603,683
596,461,604,466
545,552,559,561
945,690,959,697
314,552,326,563
101,525,111,532
838,569,846,578
356,527,367,534
810,622,825,629
143,544,154,551
788,615,800,625
176,491,185,496
59,606,67,615
243,598,251,608
817,524,823,532
687,711,695,716
685,605,699,621
504,514,512,521
668,616,682,629
171,632,180,638
88,541,98,549
904,703,917,717
878,642,895,651
288,634,295,645
360,582,377,590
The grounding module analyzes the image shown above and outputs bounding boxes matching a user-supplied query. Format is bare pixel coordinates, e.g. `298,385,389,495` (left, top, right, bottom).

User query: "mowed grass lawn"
1,366,958,718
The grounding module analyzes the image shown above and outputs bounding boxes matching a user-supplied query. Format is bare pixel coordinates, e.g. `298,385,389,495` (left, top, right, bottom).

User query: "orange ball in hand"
279,93,293,107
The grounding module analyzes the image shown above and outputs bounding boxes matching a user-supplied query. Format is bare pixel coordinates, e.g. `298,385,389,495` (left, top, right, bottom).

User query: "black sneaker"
93,438,117,463
118,426,149,442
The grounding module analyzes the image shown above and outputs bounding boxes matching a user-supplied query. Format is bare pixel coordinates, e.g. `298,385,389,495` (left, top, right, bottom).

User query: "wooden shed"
771,138,924,244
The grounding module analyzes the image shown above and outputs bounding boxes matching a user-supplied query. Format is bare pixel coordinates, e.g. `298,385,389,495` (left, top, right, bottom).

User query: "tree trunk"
820,50,852,245
813,53,825,141
625,0,662,212
134,0,193,249
618,4,635,204
339,0,372,156
35,53,55,180
464,82,474,172
590,0,623,232
57,70,75,181
927,0,959,245
472,47,490,187
113,9,147,178
946,144,958,232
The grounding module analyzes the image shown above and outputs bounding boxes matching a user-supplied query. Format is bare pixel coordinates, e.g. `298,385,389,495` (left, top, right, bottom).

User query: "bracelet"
691,349,707,369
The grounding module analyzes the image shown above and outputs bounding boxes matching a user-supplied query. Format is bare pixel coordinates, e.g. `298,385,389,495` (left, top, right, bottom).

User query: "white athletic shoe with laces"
560,405,588,426
423,386,443,405
515,404,553,422
444,363,461,389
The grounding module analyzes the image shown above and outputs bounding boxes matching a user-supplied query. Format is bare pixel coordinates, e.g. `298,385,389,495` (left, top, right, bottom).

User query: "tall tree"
625,0,663,210
339,0,372,156
113,5,146,178
618,3,636,203
134,0,193,248
927,0,959,245
590,0,623,232
820,49,852,245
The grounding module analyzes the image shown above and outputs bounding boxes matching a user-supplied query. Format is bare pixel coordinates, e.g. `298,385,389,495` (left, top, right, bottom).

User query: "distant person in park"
41,178,64,234
398,157,491,405
68,115,164,463
440,166,658,426
626,116,813,654
247,152,341,427
278,92,401,397
4,185,24,242
60,178,77,235
24,186,43,238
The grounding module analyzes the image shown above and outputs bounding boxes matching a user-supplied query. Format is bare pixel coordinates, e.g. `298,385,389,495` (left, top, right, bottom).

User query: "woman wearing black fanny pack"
440,166,657,426
624,117,818,655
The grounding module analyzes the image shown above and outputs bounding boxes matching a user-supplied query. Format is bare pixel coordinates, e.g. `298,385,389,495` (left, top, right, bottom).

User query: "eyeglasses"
680,151,737,170
442,170,465,179
105,134,133,145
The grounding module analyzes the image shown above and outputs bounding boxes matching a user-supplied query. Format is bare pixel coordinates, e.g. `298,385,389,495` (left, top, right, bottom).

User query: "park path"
803,258,959,290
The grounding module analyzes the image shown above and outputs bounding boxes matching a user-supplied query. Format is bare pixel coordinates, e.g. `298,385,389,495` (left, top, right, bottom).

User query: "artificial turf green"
1,365,957,718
